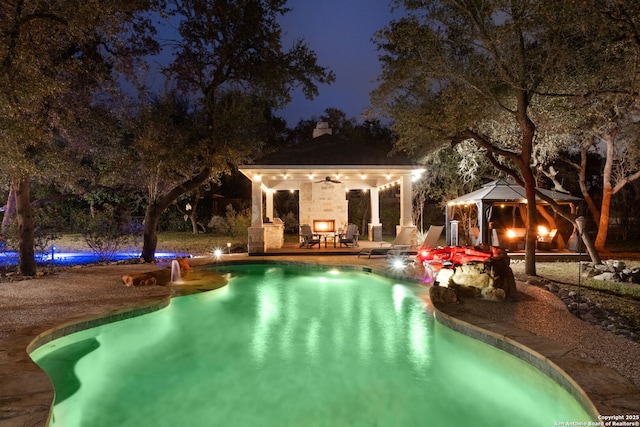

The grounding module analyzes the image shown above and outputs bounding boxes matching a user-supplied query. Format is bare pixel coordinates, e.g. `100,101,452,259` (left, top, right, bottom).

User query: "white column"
400,173,413,227
265,189,274,221
251,179,263,227
370,187,380,225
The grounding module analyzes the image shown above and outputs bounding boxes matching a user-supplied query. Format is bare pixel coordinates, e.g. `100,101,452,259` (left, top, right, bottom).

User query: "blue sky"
277,1,399,125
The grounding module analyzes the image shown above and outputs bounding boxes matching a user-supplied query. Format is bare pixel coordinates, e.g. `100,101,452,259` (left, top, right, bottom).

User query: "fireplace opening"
313,219,335,233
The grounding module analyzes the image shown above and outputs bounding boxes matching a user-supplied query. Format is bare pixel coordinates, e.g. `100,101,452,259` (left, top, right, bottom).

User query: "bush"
207,204,251,239
84,218,131,261
81,203,142,261
226,205,251,238
281,211,299,234
208,215,231,235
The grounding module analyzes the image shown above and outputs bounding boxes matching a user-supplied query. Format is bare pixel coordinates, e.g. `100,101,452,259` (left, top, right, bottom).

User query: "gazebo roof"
448,179,582,205
239,134,423,191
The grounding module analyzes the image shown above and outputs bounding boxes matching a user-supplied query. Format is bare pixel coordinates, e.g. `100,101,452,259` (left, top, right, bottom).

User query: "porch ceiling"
238,165,421,191
239,133,424,191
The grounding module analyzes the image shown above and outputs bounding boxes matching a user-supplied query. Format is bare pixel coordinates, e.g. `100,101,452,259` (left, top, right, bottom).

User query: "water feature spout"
171,260,182,283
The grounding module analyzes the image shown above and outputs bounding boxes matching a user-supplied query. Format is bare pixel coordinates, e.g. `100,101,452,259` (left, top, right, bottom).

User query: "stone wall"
299,181,348,231
264,223,284,249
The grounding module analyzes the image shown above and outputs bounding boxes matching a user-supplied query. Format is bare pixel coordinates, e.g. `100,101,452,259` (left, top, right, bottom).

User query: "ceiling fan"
316,176,341,184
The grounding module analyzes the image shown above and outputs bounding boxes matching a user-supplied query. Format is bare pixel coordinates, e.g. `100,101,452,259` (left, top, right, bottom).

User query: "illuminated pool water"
31,264,593,426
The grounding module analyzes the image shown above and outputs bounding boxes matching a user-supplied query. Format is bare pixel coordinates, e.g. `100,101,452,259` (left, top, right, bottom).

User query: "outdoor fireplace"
313,219,335,233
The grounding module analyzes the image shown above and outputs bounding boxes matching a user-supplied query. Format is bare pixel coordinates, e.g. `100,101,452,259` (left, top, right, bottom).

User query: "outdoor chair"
338,223,359,247
358,227,417,258
299,224,321,249
387,224,444,258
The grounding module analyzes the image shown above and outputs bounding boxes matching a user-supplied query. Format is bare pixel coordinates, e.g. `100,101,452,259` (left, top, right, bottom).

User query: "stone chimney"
312,121,332,138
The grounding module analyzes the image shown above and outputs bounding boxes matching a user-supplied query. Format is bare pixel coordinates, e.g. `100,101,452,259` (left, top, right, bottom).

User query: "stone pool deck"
431,284,640,417
1,254,639,426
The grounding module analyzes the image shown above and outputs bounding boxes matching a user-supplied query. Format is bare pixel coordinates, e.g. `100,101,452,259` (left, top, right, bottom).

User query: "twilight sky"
276,1,399,125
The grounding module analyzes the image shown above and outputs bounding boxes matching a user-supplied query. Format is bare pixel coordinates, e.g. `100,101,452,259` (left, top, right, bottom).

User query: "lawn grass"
511,260,640,300
50,232,244,256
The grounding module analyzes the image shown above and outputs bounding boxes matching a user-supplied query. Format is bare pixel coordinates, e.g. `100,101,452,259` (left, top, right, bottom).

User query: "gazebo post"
369,187,382,241
477,200,492,246
399,173,415,237
265,189,274,221
445,204,451,245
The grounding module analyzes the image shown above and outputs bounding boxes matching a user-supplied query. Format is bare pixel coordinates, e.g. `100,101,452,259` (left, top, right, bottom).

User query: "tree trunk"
522,169,538,276
189,210,199,234
2,185,16,233
189,190,201,234
13,176,37,275
141,202,161,263
580,225,601,265
595,186,612,251
595,130,616,251
515,90,538,277
578,139,600,223
140,167,213,261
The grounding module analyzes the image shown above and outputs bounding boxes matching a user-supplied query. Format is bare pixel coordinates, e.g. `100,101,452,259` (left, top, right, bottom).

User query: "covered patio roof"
239,134,422,191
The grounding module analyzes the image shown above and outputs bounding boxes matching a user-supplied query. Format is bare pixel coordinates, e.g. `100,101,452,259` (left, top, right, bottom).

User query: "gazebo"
445,179,582,249
239,122,425,254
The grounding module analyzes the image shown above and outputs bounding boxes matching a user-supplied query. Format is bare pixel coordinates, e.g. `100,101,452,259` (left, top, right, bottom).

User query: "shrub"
226,205,251,238
281,211,299,234
208,215,231,235
84,217,130,261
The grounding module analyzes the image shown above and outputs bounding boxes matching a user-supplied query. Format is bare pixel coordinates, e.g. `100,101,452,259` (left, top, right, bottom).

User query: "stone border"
432,301,600,421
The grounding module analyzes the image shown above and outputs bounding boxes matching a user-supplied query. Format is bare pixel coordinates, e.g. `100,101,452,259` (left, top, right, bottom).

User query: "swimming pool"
31,264,593,426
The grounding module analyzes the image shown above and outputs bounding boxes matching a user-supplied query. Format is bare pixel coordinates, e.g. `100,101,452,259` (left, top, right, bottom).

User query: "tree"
0,0,159,274
127,0,334,262
373,0,592,275
567,2,640,251
526,1,640,252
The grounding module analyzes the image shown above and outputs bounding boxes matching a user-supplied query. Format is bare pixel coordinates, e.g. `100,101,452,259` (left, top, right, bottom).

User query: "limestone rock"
593,272,619,282
450,262,494,289
481,286,506,301
448,282,482,298
175,257,192,272
484,253,517,299
430,286,458,304
122,274,157,287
